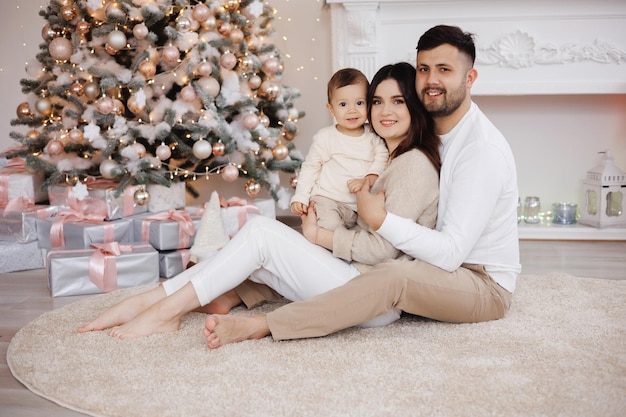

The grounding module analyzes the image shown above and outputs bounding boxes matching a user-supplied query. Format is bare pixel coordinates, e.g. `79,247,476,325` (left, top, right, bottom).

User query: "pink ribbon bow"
141,209,195,249
0,158,29,208
2,196,35,215
223,197,260,232
89,242,133,292
50,209,109,248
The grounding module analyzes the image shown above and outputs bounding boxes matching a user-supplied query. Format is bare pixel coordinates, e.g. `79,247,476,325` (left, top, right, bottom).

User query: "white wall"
1,0,625,217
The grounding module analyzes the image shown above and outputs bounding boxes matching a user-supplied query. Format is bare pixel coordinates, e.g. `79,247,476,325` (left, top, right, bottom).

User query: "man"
203,25,521,347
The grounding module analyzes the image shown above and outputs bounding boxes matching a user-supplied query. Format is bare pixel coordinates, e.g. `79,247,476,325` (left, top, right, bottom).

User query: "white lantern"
579,149,626,228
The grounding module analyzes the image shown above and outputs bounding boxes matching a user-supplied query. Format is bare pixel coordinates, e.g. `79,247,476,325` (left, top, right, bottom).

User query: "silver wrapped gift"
132,209,200,251
46,242,159,297
0,240,44,273
159,249,192,278
37,215,134,249
48,183,148,221
0,205,63,243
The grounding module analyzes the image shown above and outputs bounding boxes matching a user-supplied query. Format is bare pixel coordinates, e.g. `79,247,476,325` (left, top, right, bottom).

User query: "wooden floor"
1,240,625,416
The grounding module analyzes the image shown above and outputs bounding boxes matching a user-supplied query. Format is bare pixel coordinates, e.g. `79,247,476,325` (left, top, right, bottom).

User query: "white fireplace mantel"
327,0,626,95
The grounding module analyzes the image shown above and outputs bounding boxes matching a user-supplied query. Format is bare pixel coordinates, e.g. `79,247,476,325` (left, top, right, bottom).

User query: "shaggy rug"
7,273,626,417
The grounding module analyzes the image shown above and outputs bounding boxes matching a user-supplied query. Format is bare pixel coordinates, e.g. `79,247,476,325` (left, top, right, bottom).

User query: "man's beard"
421,83,466,118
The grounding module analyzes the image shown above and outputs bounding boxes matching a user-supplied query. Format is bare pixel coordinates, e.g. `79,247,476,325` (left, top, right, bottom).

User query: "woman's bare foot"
109,282,200,339
203,314,270,349
193,290,242,315
77,286,166,333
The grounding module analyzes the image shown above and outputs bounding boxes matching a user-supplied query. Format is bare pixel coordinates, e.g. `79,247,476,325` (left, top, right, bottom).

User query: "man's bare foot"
203,314,270,349
109,282,200,339
77,286,166,333
193,290,242,315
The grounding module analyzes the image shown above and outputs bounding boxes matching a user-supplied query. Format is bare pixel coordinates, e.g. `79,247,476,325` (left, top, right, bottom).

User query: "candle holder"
552,202,577,225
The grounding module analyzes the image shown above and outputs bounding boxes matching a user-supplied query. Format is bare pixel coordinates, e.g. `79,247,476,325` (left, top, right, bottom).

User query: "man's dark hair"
416,25,476,65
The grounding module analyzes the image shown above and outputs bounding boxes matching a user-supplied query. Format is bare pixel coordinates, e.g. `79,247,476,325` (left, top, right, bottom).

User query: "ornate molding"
478,31,626,69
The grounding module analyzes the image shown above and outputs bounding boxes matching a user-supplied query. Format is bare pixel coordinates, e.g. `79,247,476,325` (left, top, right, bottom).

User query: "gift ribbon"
89,242,133,292
141,209,195,249
180,249,191,268
2,196,35,215
0,159,28,208
49,209,109,248
223,197,260,231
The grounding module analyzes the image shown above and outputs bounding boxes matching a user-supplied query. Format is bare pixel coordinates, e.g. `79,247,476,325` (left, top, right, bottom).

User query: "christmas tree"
6,0,304,207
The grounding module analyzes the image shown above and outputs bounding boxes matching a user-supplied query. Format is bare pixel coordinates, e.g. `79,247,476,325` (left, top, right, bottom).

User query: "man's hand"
356,181,387,230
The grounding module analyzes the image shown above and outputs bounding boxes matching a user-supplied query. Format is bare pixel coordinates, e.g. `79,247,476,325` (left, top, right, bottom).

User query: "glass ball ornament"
222,164,239,182
224,0,241,11
68,128,83,142
84,81,101,99
230,28,244,44
290,175,298,189
202,15,217,31
107,30,127,51
46,139,65,156
35,98,52,116
218,22,232,36
212,142,226,157
220,52,237,70
247,74,262,90
133,23,149,39
112,99,125,115
176,15,192,32
69,81,84,96
96,96,114,114
106,1,126,20
162,44,180,63
195,61,212,77
246,35,260,51
41,24,58,41
193,139,213,159
76,20,91,35
127,95,145,114
192,3,211,22
245,179,261,197
156,144,171,160
243,113,259,130
99,159,120,179
132,142,146,157
180,85,197,102
138,60,156,79
272,143,289,160
262,57,280,75
26,129,40,139
239,56,255,73
259,113,270,127
197,76,220,97
61,4,78,22
133,186,150,206
258,80,281,101
49,37,73,61
16,102,33,119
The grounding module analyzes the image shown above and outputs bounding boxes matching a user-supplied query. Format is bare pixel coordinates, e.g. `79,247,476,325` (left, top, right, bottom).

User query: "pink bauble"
221,164,239,182
218,22,231,36
197,76,220,97
192,4,211,22
49,37,73,61
196,61,212,77
180,85,197,102
258,113,270,127
132,142,146,157
84,82,101,99
35,98,52,116
46,139,64,156
162,45,180,63
247,74,262,90
127,95,145,114
230,28,244,44
68,128,83,142
242,113,259,130
138,60,156,79
96,96,114,114
272,143,289,160
220,52,237,70
156,144,171,160
262,57,280,75
133,23,149,39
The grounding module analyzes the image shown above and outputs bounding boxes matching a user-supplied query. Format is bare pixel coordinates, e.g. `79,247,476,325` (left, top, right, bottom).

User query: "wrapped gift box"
159,249,192,278
37,215,134,249
0,205,64,243
48,183,148,221
46,242,159,297
132,209,200,251
220,197,276,236
147,181,186,213
0,167,47,209
0,240,45,273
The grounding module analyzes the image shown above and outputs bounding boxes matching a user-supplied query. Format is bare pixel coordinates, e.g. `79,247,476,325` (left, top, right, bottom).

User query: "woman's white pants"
162,216,400,328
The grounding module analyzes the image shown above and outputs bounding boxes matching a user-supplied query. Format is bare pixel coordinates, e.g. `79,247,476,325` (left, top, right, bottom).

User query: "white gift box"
0,170,47,208
147,182,186,213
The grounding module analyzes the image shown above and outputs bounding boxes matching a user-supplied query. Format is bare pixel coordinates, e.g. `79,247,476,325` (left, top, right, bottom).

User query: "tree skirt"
7,273,626,417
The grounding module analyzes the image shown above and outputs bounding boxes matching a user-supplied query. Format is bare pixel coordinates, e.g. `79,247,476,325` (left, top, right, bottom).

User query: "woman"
78,62,441,339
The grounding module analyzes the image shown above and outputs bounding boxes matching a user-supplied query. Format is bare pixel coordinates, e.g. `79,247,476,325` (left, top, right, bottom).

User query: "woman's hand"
356,182,387,230
300,202,319,243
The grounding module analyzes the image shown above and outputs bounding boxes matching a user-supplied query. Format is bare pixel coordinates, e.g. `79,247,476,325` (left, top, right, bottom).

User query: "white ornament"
193,139,212,159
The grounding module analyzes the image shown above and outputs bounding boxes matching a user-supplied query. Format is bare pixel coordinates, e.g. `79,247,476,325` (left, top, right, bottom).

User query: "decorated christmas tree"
6,0,304,207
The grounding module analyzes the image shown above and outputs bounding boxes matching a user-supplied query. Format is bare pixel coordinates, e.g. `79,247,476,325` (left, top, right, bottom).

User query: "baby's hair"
327,68,369,103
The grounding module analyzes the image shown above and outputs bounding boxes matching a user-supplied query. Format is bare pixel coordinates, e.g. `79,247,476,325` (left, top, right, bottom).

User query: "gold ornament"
138,60,156,79
84,81,101,99
133,186,150,205
68,128,83,142
258,80,281,101
272,143,289,160
41,24,58,41
223,0,241,11
127,95,145,114
16,102,33,119
230,28,244,44
76,20,91,35
212,141,226,156
35,98,53,116
247,74,262,90
69,81,84,96
61,5,78,22
26,129,40,139
49,37,73,61
245,179,261,197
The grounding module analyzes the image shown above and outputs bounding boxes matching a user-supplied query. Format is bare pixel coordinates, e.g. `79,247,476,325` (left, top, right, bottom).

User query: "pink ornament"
68,128,83,142
242,113,259,130
221,164,239,182
180,85,197,102
220,52,237,70
46,139,64,156
262,57,280,75
156,144,171,160
96,96,114,114
127,95,145,114
49,37,73,61
196,61,212,77
247,74,262,90
192,4,211,22
132,142,146,157
162,45,180,63
133,23,149,39
197,76,220,97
